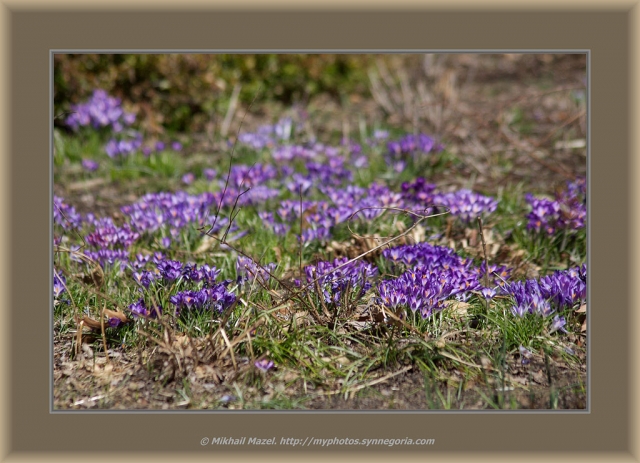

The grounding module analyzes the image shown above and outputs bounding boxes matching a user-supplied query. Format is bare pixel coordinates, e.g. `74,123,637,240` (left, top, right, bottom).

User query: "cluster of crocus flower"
503,265,586,318
525,177,586,235
228,163,280,189
272,144,320,163
378,265,478,318
83,249,130,269
65,90,186,161
473,262,513,289
237,117,294,150
65,89,136,132
431,189,499,224
56,94,587,344
383,242,471,273
127,255,235,317
169,282,236,315
54,196,83,230
84,217,140,249
120,191,232,236
105,133,144,158
500,265,584,338
378,239,584,331
304,257,378,305
379,241,513,315
387,133,439,157
384,133,444,173
306,157,353,187
265,183,405,245
400,177,438,206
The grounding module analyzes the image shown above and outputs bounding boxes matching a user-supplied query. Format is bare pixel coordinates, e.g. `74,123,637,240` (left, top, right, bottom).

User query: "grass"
53,84,586,411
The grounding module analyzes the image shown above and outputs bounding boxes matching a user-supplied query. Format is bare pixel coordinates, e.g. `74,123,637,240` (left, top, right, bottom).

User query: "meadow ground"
53,54,587,410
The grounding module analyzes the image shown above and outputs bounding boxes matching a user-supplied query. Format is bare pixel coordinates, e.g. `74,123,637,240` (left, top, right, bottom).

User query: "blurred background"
54,53,586,133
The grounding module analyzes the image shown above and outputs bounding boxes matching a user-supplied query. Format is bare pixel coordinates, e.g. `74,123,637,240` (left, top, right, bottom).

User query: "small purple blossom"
53,272,66,299
255,359,275,372
104,132,143,158
132,270,156,288
128,298,149,319
519,346,533,365
81,159,99,172
481,287,497,300
182,172,195,185
237,256,276,286
107,317,123,328
549,315,568,334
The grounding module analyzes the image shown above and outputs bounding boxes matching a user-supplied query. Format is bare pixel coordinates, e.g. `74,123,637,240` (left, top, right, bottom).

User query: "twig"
316,365,412,397
220,83,242,138
100,301,110,365
477,216,490,314
220,328,237,371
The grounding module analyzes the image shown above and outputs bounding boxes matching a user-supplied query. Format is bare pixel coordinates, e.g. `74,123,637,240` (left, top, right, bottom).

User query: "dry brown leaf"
505,374,528,386
479,356,493,370
194,364,217,380
104,308,129,323
576,303,586,314
444,300,470,318
532,369,546,385
80,333,97,344
468,229,478,247
80,315,103,331
72,265,105,288
67,177,107,191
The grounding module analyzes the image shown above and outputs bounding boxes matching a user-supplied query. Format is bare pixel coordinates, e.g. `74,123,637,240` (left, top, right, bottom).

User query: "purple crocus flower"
481,287,497,300
182,172,195,185
128,298,149,318
255,359,275,372
237,256,276,286
107,318,122,328
53,273,66,298
519,346,533,365
105,139,119,158
549,315,568,334
203,168,217,181
132,270,155,288
81,159,99,172
157,259,182,282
